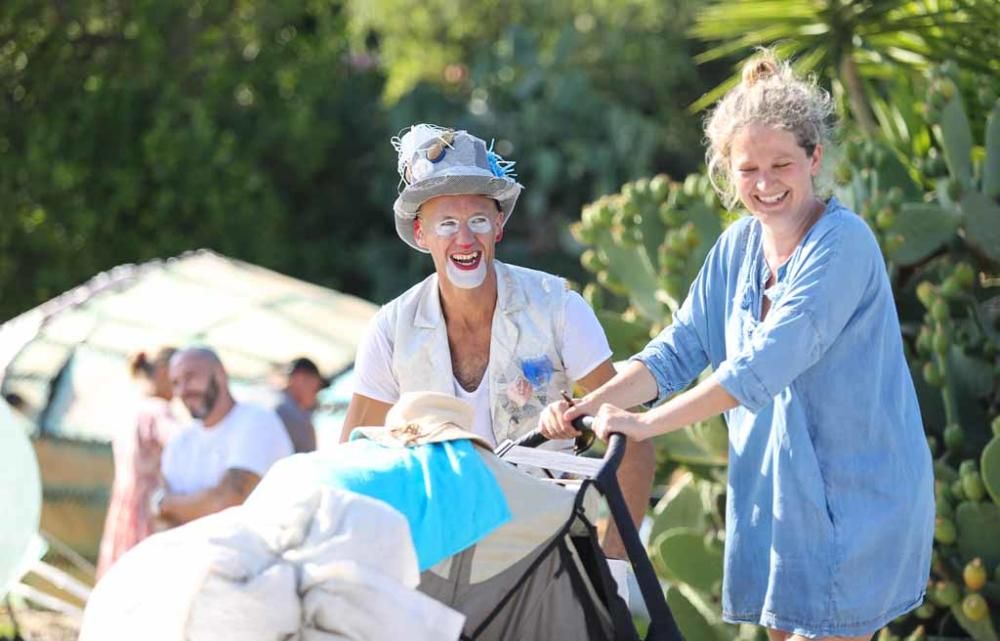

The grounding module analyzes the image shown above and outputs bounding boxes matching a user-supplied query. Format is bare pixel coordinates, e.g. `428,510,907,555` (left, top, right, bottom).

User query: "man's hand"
537,396,600,441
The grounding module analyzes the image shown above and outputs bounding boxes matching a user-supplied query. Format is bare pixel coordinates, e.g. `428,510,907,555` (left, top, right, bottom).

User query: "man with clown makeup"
341,124,654,565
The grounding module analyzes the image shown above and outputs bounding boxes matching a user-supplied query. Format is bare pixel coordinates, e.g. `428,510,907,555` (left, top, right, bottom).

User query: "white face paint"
432,215,493,238
445,258,487,289
421,209,496,290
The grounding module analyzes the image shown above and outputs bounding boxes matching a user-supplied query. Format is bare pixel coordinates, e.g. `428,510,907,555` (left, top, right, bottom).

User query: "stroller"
417,417,685,641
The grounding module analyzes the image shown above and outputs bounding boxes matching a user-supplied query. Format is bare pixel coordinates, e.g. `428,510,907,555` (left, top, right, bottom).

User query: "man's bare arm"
576,360,656,560
339,393,393,443
159,468,261,526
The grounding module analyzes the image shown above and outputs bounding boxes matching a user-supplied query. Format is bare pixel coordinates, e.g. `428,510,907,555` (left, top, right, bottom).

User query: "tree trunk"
839,53,878,135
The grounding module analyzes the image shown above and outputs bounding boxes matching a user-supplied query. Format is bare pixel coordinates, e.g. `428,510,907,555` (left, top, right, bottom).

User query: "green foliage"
348,0,722,287
652,528,723,594
574,173,723,326
954,501,1000,570
690,0,1000,139
0,0,397,320
983,437,1000,505
664,585,729,641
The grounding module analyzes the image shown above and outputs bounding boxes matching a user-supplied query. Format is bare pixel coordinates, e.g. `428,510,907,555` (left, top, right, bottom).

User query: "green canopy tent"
0,249,377,562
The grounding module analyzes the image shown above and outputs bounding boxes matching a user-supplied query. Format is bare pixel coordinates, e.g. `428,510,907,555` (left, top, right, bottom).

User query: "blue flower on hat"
486,140,517,179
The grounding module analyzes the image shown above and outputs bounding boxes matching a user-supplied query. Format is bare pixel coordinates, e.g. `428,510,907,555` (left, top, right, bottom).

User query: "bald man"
155,348,293,527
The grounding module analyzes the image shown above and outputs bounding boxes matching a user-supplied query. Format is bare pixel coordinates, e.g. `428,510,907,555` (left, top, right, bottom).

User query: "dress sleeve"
715,214,879,413
630,235,727,406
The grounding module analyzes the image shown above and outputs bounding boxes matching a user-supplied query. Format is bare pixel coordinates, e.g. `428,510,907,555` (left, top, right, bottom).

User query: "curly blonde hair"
704,49,835,209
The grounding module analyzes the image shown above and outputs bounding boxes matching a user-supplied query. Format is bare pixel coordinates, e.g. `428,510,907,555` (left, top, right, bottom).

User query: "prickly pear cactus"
574,173,724,354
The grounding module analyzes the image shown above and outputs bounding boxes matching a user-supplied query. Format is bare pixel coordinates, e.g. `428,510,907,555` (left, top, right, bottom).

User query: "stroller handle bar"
511,416,628,483
511,416,593,446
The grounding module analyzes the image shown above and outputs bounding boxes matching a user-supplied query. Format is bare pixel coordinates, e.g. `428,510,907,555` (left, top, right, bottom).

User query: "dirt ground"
0,607,80,641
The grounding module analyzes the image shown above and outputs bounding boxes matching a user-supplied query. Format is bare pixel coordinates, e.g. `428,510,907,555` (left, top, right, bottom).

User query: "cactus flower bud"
931,299,950,322
876,208,896,231
950,478,966,502
939,276,962,299
916,326,933,357
916,282,936,309
932,327,949,356
877,628,899,641
961,473,985,502
649,175,670,201
934,516,957,544
922,361,943,387
953,263,975,289
943,423,964,452
961,593,988,621
963,558,987,591
914,602,935,620
934,580,961,606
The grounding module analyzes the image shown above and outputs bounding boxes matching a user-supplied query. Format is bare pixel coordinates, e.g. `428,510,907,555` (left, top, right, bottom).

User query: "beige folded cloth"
81,454,465,641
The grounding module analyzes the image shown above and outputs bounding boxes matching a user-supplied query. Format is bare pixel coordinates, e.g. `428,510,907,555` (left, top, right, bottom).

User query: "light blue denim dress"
633,198,934,638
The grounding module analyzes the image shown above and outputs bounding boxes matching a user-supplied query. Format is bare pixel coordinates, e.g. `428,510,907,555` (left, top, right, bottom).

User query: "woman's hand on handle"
538,360,659,441
590,404,653,442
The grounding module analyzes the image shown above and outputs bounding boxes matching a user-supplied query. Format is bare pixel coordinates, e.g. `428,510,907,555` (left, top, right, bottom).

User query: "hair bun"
742,55,779,87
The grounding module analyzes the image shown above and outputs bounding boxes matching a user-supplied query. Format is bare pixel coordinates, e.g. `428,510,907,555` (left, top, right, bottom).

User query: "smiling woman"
705,52,834,215
538,49,935,641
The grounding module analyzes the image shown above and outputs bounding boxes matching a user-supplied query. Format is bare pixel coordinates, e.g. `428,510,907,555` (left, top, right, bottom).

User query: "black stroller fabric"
418,450,639,641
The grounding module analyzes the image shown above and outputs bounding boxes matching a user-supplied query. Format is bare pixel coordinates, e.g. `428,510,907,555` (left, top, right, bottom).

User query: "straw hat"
351,392,492,450
391,124,523,252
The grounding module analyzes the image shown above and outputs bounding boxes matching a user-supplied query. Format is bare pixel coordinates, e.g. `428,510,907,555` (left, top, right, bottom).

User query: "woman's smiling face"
730,123,822,221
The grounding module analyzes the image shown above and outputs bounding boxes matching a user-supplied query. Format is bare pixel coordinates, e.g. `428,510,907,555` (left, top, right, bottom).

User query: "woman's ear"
810,143,824,177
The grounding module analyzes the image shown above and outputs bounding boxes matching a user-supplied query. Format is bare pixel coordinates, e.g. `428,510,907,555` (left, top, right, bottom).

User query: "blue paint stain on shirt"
520,356,554,388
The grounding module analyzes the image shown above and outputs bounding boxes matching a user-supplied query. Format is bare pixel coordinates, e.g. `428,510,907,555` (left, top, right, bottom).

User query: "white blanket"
81,455,465,641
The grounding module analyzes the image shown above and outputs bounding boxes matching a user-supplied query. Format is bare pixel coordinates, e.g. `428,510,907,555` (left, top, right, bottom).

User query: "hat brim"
393,175,522,253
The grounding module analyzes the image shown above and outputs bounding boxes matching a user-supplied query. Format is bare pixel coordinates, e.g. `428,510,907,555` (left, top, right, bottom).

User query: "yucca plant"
690,0,1000,138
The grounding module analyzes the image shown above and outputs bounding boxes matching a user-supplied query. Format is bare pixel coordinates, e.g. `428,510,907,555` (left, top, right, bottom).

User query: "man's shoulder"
227,402,283,430
227,403,294,454
497,261,568,297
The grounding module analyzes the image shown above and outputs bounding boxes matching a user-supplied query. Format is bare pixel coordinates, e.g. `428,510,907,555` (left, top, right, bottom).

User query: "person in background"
273,357,326,453
97,347,178,579
153,347,293,527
